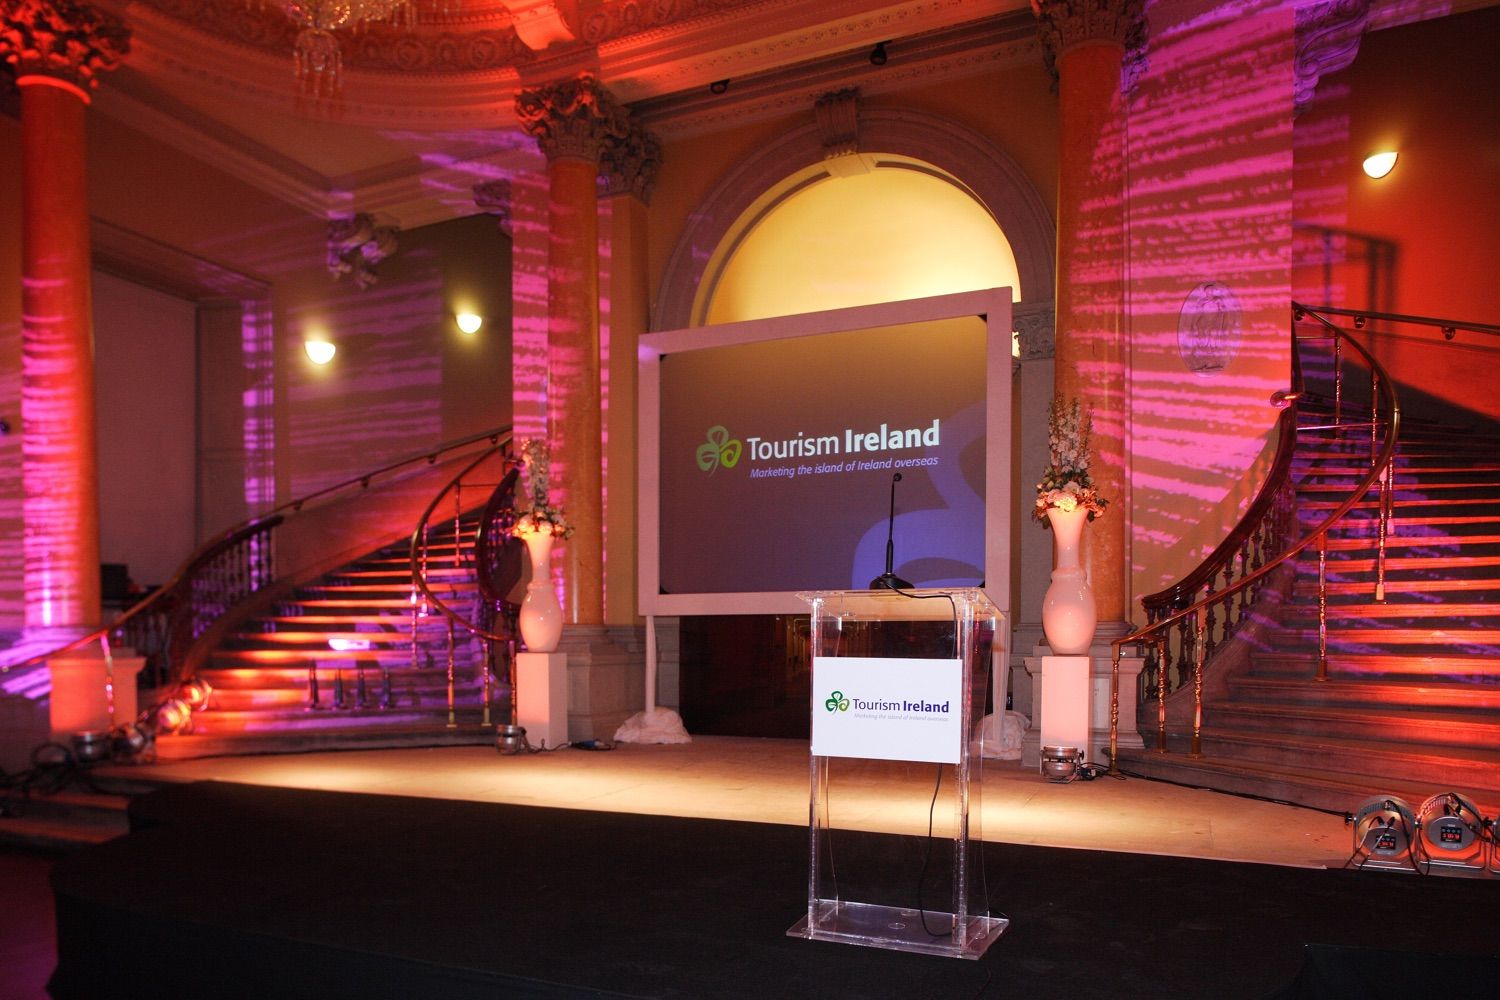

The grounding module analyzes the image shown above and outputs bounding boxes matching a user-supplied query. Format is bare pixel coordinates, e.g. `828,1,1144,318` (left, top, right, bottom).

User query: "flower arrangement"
1034,396,1108,525
512,439,575,539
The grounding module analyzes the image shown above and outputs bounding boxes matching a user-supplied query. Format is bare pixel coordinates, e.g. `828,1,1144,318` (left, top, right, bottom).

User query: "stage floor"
103,735,1354,869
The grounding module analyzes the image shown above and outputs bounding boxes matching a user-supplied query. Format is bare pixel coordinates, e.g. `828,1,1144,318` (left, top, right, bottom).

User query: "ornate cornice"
580,0,745,46
473,177,513,235
515,72,630,163
1014,300,1055,362
327,213,399,289
599,119,661,202
1,0,130,93
1032,0,1144,91
131,0,529,74
814,87,859,157
1293,0,1371,114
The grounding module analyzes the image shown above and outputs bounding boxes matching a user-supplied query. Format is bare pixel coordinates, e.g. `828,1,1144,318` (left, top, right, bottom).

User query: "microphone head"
893,472,903,483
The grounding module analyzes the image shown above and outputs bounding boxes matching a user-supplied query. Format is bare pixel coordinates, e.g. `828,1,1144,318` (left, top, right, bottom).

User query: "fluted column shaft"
517,75,630,627
20,79,100,631
1038,0,1140,625
545,155,605,624
4,1,129,635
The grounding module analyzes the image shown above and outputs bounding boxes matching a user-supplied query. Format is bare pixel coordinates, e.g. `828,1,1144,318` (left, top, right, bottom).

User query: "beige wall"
0,107,514,634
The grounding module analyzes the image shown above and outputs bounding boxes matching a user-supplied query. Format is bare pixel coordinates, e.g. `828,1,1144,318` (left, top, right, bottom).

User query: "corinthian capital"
515,73,631,165
1033,0,1145,90
599,121,662,203
0,0,129,95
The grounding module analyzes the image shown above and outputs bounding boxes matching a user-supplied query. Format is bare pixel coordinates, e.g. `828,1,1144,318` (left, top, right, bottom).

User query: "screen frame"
637,288,1013,617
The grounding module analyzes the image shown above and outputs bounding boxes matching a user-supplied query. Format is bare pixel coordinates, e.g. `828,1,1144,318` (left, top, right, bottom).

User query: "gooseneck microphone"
870,472,914,590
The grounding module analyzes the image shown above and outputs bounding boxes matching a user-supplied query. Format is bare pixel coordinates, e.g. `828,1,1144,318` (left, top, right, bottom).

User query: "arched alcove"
655,107,1055,332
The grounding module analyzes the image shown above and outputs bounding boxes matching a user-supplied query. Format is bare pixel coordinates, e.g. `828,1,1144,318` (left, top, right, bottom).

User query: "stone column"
2,0,129,639
516,74,629,628
1035,0,1143,632
598,121,659,628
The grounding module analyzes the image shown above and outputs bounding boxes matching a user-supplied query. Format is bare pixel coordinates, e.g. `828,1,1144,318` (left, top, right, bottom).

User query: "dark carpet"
48,782,1499,999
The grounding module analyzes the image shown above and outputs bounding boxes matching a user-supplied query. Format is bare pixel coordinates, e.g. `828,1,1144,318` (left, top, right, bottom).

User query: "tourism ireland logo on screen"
696,425,742,474
824,690,850,712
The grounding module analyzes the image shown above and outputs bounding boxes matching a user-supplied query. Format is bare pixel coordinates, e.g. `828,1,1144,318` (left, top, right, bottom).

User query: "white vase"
519,531,563,653
1042,505,1097,655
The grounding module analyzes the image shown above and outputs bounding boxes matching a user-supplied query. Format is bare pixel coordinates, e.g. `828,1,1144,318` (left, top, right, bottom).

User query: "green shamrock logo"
696,425,743,473
825,690,850,713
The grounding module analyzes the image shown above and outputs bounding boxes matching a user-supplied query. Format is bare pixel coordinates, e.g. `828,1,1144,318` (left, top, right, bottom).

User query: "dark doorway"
678,615,811,738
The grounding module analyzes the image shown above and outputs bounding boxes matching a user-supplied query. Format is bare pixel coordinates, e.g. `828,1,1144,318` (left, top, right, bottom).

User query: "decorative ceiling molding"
94,72,335,216
633,11,1038,138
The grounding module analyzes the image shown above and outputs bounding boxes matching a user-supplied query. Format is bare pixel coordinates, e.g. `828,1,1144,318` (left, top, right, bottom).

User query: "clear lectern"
787,588,1008,959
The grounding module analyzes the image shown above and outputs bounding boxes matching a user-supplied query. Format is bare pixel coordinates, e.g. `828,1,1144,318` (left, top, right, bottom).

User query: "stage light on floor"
1040,745,1081,782
155,698,195,735
1350,795,1416,870
179,677,213,712
1416,792,1487,871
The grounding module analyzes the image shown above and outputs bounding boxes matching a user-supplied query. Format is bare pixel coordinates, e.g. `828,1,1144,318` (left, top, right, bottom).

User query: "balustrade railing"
1,428,512,721
408,435,521,730
1108,304,1402,768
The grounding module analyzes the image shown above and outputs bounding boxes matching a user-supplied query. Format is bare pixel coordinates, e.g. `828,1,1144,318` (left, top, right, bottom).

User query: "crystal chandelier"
259,0,419,97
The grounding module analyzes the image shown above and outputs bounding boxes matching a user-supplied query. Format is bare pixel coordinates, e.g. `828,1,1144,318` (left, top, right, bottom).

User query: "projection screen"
638,288,1013,617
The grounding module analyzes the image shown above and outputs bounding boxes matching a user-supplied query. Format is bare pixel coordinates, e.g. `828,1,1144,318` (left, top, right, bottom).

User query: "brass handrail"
1107,304,1401,771
407,433,519,728
1,427,513,686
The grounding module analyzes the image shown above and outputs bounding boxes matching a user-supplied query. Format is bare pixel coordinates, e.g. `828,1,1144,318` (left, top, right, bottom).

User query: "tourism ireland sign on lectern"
788,588,1008,960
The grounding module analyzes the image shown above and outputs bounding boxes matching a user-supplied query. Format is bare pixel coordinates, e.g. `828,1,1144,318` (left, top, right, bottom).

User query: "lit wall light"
1362,151,1398,179
305,339,336,365
455,312,484,335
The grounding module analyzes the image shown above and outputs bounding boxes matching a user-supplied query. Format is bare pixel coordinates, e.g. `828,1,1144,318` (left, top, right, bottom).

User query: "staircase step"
1113,743,1499,817
1252,650,1500,682
1280,627,1500,651
1282,603,1500,627
1228,675,1500,711
1294,553,1500,573
152,721,501,760
1294,577,1500,597
207,647,481,669
1209,701,1500,749
198,665,469,689
0,787,133,850
180,699,500,734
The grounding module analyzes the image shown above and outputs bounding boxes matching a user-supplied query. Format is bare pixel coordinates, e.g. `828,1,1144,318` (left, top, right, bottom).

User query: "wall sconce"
1362,151,1398,179
455,312,484,335
305,339,336,365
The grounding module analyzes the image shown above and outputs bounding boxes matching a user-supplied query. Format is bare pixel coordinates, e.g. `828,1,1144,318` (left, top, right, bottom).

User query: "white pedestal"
517,651,568,749
1038,654,1091,765
48,648,145,740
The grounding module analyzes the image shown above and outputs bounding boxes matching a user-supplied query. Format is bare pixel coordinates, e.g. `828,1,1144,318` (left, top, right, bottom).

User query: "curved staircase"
1117,310,1500,814
157,522,502,759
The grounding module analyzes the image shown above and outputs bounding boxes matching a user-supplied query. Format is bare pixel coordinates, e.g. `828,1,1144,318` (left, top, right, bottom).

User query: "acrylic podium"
787,588,1008,959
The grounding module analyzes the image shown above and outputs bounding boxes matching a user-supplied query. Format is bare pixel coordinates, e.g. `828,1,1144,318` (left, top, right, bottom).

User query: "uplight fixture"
305,339,337,365
1362,151,1398,179
455,312,484,335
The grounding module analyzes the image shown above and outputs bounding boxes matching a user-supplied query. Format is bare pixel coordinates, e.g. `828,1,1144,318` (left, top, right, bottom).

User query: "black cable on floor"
1110,764,1353,821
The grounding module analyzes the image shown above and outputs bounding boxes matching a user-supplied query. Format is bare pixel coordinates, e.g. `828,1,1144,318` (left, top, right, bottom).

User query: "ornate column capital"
327,213,399,290
599,121,661,203
515,73,631,165
1032,0,1146,91
0,0,129,98
1014,300,1057,363
473,178,514,237
1294,0,1371,114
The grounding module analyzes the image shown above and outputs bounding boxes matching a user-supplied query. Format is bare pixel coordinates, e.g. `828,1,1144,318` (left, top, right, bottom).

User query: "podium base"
788,899,1008,960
